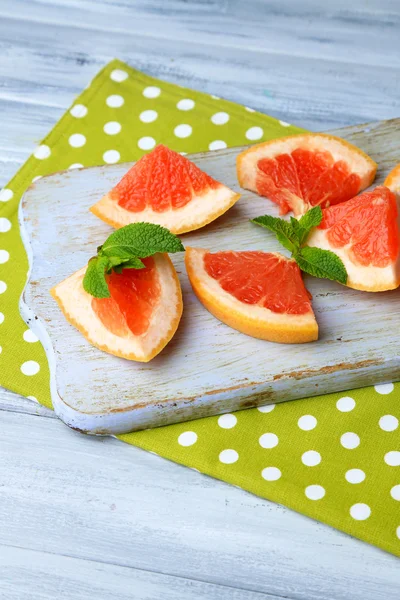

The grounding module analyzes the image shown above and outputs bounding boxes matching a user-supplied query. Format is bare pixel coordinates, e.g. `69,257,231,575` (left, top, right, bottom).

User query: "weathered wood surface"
2,1,400,598
21,118,400,434
2,408,400,600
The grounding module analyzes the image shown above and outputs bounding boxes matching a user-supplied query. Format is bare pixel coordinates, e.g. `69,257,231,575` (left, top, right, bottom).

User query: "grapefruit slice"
384,163,400,192
307,186,400,291
51,254,182,362
91,144,240,234
237,134,377,216
185,248,318,343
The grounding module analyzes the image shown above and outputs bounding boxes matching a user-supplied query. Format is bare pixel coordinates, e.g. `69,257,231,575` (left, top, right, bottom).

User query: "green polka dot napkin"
1,59,399,558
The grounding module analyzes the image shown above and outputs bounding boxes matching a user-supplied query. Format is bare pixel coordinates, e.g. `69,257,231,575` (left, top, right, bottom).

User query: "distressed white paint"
20,119,400,434
2,2,400,598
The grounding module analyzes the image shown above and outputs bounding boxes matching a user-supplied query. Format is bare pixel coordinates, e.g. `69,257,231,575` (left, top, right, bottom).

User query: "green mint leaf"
119,257,145,270
295,246,348,284
100,223,184,259
297,206,322,244
83,256,111,298
251,215,299,253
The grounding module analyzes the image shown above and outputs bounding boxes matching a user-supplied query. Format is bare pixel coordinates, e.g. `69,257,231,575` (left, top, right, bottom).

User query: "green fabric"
1,59,399,557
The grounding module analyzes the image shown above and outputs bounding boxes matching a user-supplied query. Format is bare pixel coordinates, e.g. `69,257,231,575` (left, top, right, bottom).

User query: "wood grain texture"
2,1,400,597
0,546,280,600
2,409,400,600
21,119,400,433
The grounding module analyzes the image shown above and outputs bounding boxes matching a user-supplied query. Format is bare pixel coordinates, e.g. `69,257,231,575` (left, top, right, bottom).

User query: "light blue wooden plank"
0,12,398,130
1,409,400,600
0,545,279,600
0,0,399,69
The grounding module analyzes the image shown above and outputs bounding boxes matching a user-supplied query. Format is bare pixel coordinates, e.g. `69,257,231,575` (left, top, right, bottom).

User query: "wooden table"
1,2,400,598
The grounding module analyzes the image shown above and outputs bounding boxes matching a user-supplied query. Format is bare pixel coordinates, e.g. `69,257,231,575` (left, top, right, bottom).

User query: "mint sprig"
251,206,348,285
83,223,184,298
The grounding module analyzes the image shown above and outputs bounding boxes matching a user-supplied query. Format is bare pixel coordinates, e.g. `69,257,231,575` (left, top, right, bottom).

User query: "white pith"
92,185,239,232
51,254,181,360
238,134,375,202
307,228,400,291
188,248,316,328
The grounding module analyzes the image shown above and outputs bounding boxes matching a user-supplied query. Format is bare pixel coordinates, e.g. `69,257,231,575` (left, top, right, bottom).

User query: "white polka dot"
69,134,86,148
0,312,4,324
23,329,39,343
246,126,263,140
143,86,161,98
375,383,394,394
259,433,279,448
209,140,227,151
139,109,158,123
0,250,9,264
69,163,84,170
340,432,360,449
138,137,156,151
350,503,371,520
211,112,230,125
261,467,281,481
397,526,400,540
0,218,11,232
178,431,197,446
218,414,237,429
104,121,121,135
177,99,195,111
70,104,87,118
336,396,356,412
279,120,291,127
32,176,42,182
110,69,128,82
305,485,325,500
103,150,120,164
0,188,13,202
0,281,6,294
0,346,2,353
385,451,400,466
298,415,317,431
106,94,124,108
219,449,238,464
257,404,275,413
379,415,399,432
345,469,365,484
34,145,51,159
301,451,321,467
20,360,40,376
245,106,255,112
174,124,192,138
390,485,400,500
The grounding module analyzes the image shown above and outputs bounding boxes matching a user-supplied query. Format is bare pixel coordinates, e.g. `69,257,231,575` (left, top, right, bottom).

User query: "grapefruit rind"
185,247,318,344
91,185,241,235
50,254,183,362
307,228,400,292
237,133,377,214
384,164,400,192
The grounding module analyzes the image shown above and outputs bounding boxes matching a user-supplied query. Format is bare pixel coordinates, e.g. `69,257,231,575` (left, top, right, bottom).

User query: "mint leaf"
251,215,298,253
83,256,111,298
119,257,145,270
103,256,145,273
298,205,322,231
295,246,347,284
297,206,322,244
100,223,184,259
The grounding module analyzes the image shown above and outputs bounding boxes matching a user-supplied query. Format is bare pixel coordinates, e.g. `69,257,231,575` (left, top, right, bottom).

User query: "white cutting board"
20,118,400,434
